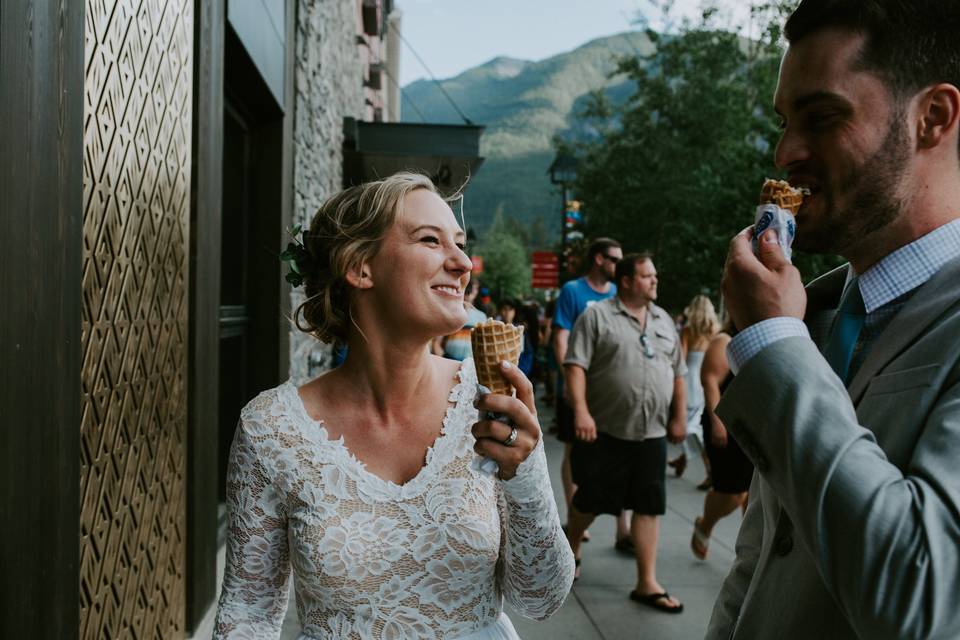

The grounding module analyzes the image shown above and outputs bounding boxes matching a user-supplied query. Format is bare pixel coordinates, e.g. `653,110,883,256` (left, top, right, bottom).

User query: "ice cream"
471,319,524,396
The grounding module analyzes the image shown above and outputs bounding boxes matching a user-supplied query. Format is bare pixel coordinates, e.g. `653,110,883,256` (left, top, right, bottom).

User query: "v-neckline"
287,359,471,497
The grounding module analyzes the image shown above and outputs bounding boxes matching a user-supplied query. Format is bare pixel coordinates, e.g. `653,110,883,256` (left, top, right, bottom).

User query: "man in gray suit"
709,1,960,638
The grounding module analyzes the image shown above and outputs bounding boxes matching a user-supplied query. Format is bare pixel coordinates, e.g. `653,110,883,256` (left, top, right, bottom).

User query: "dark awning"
343,118,485,192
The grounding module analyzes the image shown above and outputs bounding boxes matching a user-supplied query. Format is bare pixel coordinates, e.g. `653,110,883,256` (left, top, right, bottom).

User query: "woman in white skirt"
213,172,574,639
668,295,720,489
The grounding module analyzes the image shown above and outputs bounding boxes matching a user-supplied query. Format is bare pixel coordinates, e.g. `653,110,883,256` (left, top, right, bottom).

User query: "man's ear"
917,83,960,150
344,261,373,289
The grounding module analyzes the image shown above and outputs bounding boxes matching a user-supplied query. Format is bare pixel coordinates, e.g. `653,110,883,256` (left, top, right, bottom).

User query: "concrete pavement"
509,404,741,640
192,391,745,639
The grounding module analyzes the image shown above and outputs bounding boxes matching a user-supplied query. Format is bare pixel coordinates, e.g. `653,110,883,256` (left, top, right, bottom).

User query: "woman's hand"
472,361,541,480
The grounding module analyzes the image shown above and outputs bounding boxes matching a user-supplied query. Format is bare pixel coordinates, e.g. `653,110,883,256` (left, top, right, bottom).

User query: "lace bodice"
213,359,574,639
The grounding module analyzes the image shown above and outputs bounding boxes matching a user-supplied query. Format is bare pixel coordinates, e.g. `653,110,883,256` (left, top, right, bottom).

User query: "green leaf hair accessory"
280,224,313,288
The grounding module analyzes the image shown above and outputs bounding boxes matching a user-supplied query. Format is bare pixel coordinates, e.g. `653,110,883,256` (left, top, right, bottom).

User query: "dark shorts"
704,417,754,494
571,433,667,516
555,396,575,443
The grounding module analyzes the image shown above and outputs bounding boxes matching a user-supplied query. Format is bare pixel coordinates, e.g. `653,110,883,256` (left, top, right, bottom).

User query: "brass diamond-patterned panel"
80,0,192,638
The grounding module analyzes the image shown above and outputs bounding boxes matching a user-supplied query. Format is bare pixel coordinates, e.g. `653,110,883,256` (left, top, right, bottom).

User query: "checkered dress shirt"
728,218,960,375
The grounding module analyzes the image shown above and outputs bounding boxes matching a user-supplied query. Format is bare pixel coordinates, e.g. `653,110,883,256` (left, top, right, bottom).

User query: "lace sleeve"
213,418,292,639
496,439,575,620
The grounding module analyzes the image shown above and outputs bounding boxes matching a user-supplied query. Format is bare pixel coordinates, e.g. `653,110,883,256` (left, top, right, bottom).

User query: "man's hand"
710,419,729,448
574,409,597,442
722,227,807,330
667,417,686,444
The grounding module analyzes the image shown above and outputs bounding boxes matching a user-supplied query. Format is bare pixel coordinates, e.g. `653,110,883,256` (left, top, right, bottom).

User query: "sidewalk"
509,396,741,639
193,391,744,639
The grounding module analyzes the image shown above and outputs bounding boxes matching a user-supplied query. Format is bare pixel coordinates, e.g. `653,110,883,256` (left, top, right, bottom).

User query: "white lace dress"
213,359,575,639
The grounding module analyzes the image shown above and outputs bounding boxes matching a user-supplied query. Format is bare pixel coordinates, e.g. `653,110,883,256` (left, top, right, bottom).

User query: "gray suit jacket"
706,255,960,640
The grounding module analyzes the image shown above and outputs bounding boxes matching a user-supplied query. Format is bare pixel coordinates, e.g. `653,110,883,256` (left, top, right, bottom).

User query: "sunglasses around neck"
639,333,655,358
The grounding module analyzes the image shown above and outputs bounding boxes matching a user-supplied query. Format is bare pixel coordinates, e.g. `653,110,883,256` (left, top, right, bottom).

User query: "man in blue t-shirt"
552,238,629,547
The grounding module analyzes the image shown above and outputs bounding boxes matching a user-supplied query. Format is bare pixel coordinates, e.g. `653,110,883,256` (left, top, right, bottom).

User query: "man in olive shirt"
564,252,687,613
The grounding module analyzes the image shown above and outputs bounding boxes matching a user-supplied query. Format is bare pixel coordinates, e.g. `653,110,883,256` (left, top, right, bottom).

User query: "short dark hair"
785,1,960,100
499,298,518,310
614,252,654,287
586,237,622,265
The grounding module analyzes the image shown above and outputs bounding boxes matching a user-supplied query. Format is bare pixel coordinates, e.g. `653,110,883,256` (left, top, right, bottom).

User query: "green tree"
567,2,841,312
474,211,532,301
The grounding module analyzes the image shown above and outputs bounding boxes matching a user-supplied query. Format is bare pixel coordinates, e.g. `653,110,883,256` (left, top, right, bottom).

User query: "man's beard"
794,113,909,255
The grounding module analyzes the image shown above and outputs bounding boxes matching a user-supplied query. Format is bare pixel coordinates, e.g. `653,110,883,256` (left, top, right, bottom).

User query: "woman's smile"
431,284,463,298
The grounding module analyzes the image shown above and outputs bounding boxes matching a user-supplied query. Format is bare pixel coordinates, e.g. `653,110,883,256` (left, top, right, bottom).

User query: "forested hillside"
401,31,654,248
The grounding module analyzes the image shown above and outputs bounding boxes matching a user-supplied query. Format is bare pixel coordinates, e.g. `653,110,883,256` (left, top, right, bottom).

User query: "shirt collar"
612,296,660,319
854,218,960,313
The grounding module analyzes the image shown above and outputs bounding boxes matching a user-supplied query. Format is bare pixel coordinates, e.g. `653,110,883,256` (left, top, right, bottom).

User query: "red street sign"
531,252,559,289
532,281,558,290
532,251,558,263
471,255,484,274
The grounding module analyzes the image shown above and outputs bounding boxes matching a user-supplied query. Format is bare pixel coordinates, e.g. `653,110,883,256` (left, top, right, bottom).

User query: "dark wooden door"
218,100,255,501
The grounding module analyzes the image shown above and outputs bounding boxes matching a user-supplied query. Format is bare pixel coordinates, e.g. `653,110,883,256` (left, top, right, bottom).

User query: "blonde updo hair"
294,172,443,344
683,295,720,344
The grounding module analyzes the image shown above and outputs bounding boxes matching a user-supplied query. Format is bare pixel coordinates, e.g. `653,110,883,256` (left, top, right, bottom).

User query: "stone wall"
288,0,366,383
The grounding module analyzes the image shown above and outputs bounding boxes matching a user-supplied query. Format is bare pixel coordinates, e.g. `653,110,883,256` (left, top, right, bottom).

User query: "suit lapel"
848,255,960,403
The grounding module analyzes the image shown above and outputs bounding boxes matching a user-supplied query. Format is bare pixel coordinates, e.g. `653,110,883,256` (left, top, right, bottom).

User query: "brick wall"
288,0,366,383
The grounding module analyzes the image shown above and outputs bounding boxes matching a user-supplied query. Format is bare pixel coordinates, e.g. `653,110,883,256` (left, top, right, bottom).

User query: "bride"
213,172,574,639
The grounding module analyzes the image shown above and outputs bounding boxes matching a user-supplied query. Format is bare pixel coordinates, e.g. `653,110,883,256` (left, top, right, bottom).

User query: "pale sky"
396,0,757,86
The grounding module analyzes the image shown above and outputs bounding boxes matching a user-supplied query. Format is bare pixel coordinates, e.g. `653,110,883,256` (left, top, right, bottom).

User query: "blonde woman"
689,320,752,560
213,173,574,639
667,295,720,489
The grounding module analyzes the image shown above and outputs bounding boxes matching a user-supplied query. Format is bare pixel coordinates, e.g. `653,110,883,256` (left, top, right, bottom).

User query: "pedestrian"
551,238,624,546
214,172,574,638
497,298,518,325
667,294,720,489
689,321,752,560
710,2,960,638
540,300,556,403
564,253,687,614
478,286,496,318
516,302,540,378
431,278,487,360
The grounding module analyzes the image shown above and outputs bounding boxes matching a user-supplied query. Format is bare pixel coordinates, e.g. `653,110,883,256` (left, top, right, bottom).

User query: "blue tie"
823,277,866,383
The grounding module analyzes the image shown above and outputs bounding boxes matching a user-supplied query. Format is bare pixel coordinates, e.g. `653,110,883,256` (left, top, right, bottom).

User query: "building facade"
0,0,477,637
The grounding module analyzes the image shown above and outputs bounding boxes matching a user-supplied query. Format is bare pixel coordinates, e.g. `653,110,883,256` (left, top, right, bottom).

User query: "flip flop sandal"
691,517,710,560
629,590,684,614
668,455,687,477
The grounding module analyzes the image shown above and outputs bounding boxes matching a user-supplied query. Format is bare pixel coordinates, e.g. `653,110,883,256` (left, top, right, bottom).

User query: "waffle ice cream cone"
471,319,524,395
759,179,806,214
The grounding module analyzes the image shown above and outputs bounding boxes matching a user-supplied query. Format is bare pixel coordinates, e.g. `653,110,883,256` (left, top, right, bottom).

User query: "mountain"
401,31,655,248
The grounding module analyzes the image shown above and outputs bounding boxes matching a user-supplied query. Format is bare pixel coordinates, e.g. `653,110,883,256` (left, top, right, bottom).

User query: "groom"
710,1,960,638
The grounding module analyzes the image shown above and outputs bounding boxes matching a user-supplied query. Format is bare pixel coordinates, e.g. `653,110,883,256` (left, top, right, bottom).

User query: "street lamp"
548,152,577,187
549,151,578,283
